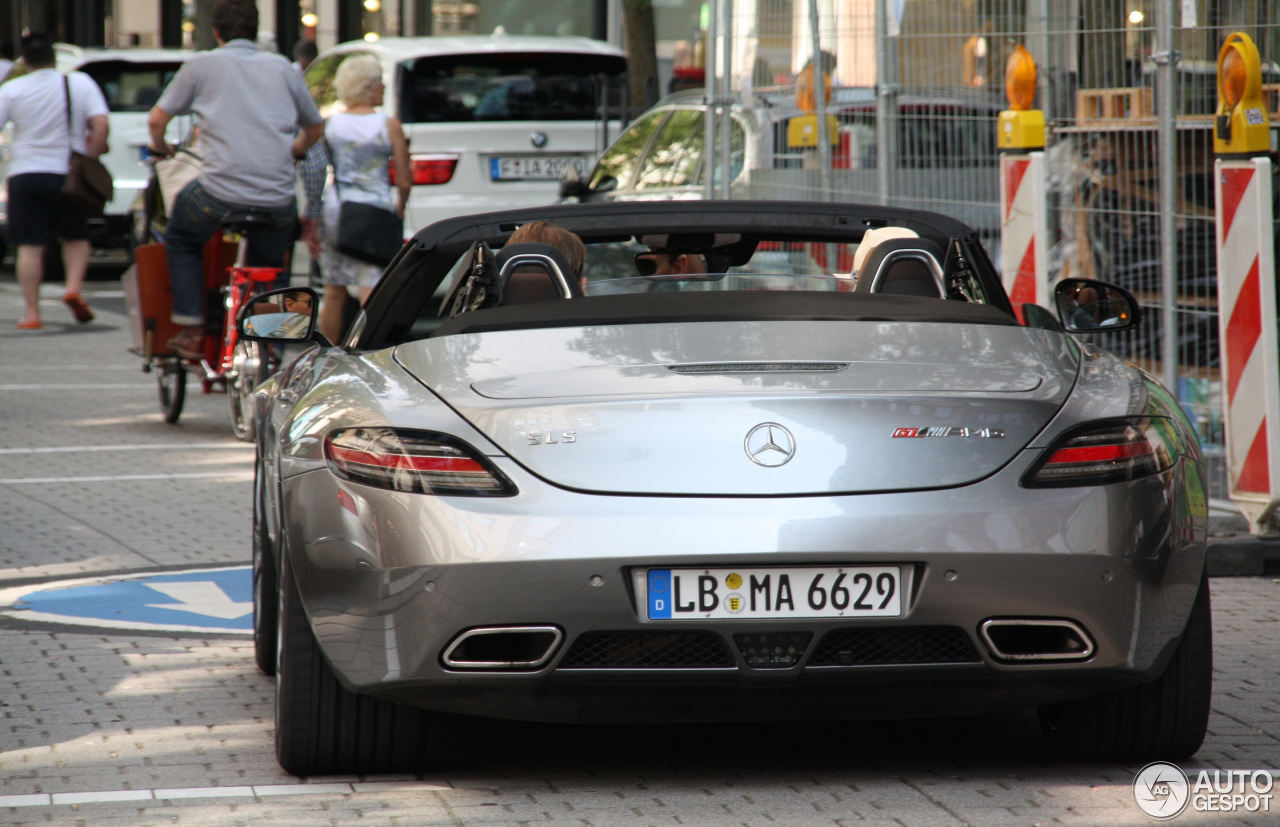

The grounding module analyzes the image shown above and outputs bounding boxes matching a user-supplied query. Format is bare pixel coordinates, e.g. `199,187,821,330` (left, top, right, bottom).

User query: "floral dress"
321,111,395,288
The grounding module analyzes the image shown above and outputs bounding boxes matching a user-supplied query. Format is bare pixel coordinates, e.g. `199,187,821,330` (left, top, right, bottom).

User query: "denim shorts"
6,173,90,245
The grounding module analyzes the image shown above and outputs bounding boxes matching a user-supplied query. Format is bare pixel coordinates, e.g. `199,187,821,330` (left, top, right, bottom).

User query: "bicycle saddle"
220,212,278,236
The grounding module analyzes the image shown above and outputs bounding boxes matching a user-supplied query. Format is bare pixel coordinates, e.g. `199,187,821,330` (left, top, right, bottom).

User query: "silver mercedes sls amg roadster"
241,200,1211,776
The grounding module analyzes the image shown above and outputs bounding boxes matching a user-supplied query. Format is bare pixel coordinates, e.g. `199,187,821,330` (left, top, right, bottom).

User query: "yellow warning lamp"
997,44,1045,150
1214,32,1270,156
788,61,837,149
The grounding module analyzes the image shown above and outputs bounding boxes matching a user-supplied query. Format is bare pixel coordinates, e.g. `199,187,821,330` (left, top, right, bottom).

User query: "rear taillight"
324,427,515,496
390,154,459,186
1021,418,1177,487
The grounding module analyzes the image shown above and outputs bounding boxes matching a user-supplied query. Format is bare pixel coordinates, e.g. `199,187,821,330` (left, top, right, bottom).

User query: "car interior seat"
495,242,583,304
853,237,947,298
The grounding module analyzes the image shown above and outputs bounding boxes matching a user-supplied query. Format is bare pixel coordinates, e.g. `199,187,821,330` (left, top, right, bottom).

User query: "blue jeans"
165,180,296,325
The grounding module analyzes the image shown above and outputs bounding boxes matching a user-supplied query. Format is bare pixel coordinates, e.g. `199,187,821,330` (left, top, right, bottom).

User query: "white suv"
0,47,191,266
305,34,626,235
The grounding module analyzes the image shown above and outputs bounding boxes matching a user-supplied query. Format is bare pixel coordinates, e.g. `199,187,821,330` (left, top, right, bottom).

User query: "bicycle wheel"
157,359,186,423
228,340,270,441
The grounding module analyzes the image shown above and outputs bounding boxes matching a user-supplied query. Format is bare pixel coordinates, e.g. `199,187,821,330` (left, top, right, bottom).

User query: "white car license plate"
489,156,586,181
645,566,901,620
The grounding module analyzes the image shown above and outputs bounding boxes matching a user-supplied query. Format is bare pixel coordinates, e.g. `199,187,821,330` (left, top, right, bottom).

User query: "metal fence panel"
719,0,1280,500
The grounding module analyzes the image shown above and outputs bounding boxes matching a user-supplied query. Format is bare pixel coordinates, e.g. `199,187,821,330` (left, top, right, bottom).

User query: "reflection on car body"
241,199,1211,776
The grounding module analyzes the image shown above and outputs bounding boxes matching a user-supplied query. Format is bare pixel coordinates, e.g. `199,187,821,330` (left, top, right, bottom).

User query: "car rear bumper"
282,463,1207,721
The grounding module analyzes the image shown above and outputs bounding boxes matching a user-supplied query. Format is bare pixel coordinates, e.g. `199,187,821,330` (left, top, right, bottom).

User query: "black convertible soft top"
429,290,1019,339
360,200,1012,349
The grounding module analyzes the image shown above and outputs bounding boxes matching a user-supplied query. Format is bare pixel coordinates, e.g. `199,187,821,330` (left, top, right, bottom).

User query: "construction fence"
698,0,1280,500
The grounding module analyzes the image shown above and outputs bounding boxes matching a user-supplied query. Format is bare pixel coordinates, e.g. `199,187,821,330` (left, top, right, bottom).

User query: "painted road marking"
0,384,158,390
0,470,252,484
0,566,253,634
0,780,452,808
0,366,141,373
0,442,251,454
144,580,253,619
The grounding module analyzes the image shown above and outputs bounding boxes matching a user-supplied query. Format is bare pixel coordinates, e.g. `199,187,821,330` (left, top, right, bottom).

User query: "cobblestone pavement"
1,274,1278,825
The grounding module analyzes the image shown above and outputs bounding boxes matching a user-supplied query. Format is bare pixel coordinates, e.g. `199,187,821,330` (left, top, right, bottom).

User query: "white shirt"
0,68,109,178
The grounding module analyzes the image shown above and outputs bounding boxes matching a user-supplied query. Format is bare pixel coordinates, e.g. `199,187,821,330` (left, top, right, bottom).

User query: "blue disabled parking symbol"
0,566,252,635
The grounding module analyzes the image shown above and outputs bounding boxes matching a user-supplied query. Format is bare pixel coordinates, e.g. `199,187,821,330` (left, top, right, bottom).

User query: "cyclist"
145,0,323,359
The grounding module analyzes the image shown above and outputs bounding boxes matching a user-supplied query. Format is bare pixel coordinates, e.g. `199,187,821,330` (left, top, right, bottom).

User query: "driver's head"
283,291,313,313
635,247,707,276
635,233,725,276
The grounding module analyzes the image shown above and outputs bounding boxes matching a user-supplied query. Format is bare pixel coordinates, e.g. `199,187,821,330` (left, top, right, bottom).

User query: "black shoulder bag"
325,130,403,267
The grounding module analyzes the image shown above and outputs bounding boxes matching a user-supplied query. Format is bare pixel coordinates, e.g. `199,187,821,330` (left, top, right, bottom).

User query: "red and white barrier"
999,152,1049,319
1215,156,1279,532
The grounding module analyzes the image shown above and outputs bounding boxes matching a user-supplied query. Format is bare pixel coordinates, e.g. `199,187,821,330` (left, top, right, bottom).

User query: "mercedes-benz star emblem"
530,131,548,148
744,423,796,467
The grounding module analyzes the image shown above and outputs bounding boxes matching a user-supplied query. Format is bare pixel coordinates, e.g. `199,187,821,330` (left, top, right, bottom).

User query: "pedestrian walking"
0,32,108,330
317,53,409,343
146,0,323,358
0,41,15,83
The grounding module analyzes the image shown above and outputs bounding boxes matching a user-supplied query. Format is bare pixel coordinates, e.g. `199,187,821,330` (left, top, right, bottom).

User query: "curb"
1207,533,1280,577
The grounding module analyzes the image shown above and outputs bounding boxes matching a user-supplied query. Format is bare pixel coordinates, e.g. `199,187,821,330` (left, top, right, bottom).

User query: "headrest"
495,242,582,301
854,237,947,296
851,226,920,273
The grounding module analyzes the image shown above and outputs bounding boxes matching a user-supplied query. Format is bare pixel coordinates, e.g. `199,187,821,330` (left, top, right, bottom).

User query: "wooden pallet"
1075,84,1280,128
1076,87,1153,123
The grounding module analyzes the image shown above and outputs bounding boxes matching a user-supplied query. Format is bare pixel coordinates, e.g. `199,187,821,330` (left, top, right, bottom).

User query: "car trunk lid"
394,320,1077,495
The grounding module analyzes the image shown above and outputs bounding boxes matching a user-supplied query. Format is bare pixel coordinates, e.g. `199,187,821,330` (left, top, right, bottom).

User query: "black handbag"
61,77,113,216
336,201,403,266
326,136,402,267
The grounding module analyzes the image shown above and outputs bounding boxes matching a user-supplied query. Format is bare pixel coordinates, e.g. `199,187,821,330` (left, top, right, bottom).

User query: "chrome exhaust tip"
979,618,1095,663
441,625,563,670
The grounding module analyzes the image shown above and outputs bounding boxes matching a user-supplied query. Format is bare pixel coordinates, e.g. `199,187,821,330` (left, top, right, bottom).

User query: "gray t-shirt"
157,39,322,207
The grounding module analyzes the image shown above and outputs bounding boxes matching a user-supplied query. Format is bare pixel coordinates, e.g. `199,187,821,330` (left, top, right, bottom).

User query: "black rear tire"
274,551,434,776
1039,571,1212,761
158,360,186,423
251,455,277,676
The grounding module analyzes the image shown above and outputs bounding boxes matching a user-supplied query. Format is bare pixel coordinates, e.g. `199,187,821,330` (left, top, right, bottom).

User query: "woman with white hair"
318,53,410,342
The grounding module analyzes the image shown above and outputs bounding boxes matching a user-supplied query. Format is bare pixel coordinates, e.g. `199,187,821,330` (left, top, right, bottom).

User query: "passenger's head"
851,226,920,280
506,220,587,276
212,0,259,43
335,54,384,107
19,32,54,69
293,38,317,69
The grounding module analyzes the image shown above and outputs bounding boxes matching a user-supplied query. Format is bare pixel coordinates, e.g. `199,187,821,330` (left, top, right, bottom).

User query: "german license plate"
645,566,901,620
489,156,586,181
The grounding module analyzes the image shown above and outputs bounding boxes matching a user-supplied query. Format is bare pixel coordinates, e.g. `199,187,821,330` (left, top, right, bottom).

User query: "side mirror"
1053,278,1141,333
238,286,319,342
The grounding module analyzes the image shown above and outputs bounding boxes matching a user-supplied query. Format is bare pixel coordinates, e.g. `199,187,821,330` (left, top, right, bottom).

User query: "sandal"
165,326,205,359
62,293,94,323
16,320,43,330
